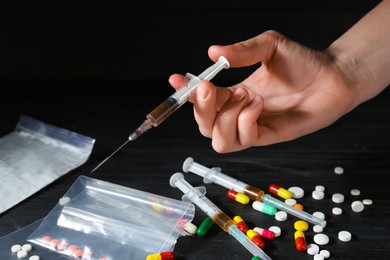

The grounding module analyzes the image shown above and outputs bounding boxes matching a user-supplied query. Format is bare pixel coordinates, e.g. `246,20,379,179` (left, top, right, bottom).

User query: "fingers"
193,81,232,138
208,30,286,68
212,88,263,153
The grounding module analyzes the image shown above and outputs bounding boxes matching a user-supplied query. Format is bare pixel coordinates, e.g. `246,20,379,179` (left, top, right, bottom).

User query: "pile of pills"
10,243,39,259
36,235,107,260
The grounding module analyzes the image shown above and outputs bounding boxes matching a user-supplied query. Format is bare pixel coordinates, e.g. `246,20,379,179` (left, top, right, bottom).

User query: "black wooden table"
1,1,389,259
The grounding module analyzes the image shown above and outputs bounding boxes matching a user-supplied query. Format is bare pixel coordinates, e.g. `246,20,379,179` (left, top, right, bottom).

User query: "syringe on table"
182,157,327,228
169,172,272,260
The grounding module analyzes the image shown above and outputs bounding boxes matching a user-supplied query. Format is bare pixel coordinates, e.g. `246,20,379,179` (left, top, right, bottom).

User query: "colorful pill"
227,190,250,204
252,201,277,215
74,249,84,257
294,220,309,231
294,203,304,210
269,184,293,199
294,230,307,252
247,229,265,249
196,217,214,237
41,236,51,243
253,227,275,240
251,257,261,260
233,215,249,234
145,251,175,260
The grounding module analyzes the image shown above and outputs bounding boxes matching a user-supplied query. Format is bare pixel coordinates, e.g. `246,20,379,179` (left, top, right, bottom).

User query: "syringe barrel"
228,224,272,260
170,56,229,107
262,194,327,227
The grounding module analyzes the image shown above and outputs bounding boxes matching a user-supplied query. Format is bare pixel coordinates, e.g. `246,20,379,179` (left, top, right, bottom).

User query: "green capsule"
251,256,261,260
196,217,214,237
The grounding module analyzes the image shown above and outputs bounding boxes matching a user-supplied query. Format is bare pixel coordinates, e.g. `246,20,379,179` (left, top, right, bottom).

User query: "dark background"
1,0,389,259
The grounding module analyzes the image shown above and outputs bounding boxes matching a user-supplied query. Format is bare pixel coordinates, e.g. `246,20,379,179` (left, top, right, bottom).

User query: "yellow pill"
294,220,309,231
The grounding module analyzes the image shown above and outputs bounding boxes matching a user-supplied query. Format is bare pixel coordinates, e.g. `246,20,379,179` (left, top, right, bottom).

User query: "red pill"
41,236,51,243
247,229,265,249
74,249,84,257
294,230,307,252
146,251,175,260
233,215,249,234
227,190,250,204
269,184,293,199
67,244,78,253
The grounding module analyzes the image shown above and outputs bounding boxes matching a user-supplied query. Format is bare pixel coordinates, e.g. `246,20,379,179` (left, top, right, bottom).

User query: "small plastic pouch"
27,176,195,259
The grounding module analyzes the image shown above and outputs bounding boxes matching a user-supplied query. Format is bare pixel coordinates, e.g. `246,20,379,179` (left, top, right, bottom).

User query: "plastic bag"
27,175,195,259
0,114,95,214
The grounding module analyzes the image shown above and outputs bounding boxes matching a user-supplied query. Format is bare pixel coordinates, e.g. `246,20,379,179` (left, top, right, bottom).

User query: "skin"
169,1,390,153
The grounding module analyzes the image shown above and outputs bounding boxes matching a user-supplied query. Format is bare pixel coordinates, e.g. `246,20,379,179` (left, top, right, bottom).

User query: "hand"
169,30,359,153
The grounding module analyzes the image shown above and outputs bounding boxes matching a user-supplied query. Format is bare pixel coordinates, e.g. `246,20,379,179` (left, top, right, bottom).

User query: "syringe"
129,56,230,141
182,157,327,228
169,172,272,260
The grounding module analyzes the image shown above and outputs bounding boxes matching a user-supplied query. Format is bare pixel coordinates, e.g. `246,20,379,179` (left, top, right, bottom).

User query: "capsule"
269,184,293,199
233,215,249,234
252,201,277,215
196,217,214,237
253,227,275,240
146,251,175,260
251,257,261,260
294,230,307,252
247,229,265,249
227,190,250,204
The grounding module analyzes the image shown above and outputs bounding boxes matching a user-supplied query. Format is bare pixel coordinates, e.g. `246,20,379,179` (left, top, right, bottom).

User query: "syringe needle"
90,139,130,173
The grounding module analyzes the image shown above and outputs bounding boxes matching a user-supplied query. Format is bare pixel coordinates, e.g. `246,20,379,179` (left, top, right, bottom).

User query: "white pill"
314,233,329,245
313,211,325,220
17,250,28,259
184,222,197,235
334,166,344,174
275,210,288,221
306,243,320,255
11,244,22,253
312,190,325,200
59,196,71,206
320,249,331,258
350,189,361,196
363,199,373,205
332,193,344,203
351,200,365,212
314,254,325,260
268,226,281,237
315,185,325,192
332,207,343,215
285,198,297,206
21,244,32,252
288,186,304,199
338,230,352,242
313,224,323,233
29,256,40,260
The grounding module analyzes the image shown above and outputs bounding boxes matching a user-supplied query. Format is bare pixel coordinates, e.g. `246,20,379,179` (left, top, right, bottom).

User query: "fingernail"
231,88,245,102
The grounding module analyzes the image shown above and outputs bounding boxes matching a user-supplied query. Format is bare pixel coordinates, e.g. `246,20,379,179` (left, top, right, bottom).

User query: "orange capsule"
227,190,250,204
247,229,265,249
233,215,249,234
294,230,307,252
145,251,175,260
